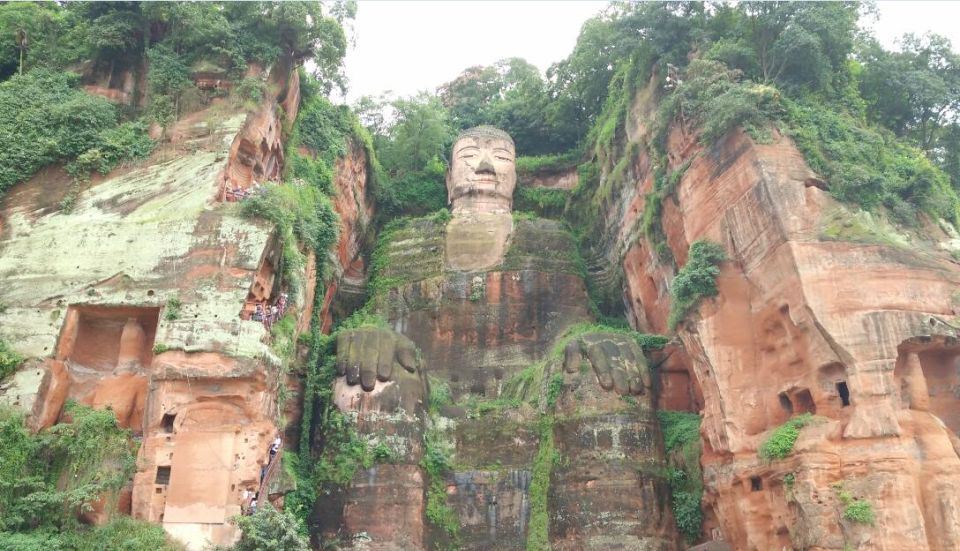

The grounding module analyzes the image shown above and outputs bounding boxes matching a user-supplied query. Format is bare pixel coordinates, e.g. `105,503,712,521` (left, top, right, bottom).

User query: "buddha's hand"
335,327,421,391
563,332,651,395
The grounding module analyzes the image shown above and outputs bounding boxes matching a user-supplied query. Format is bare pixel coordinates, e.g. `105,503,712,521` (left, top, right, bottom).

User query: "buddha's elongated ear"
446,165,452,205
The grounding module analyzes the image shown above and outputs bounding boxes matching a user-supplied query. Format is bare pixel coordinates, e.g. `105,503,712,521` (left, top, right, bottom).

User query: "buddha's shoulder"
373,217,446,285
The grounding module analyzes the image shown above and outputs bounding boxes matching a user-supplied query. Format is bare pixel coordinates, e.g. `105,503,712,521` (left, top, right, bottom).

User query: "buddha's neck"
444,212,513,272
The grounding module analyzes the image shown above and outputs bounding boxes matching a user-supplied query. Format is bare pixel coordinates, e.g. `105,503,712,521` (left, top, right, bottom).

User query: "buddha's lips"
467,178,499,185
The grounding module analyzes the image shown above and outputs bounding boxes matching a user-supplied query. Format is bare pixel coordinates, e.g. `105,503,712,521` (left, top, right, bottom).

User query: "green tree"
379,92,452,176
0,340,24,380
438,64,501,130
232,504,309,551
0,403,136,532
0,2,87,78
939,123,960,190
546,14,631,142
68,2,146,60
439,57,575,154
736,1,859,91
352,92,393,149
859,33,960,151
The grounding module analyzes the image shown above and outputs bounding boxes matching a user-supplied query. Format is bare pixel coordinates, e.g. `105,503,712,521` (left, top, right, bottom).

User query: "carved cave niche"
775,386,816,425
54,305,160,433
816,362,852,419
895,337,960,434
732,473,793,550
58,304,161,371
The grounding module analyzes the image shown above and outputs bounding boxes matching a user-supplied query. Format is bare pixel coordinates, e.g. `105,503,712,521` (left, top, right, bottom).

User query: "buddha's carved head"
447,126,516,214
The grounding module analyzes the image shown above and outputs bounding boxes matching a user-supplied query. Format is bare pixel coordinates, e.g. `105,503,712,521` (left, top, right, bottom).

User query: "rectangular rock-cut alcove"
55,305,160,433
58,305,160,369
916,347,960,434
896,337,960,435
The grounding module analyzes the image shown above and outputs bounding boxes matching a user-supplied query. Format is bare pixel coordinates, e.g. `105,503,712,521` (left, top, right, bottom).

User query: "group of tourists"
250,292,288,330
241,434,283,516
224,182,267,202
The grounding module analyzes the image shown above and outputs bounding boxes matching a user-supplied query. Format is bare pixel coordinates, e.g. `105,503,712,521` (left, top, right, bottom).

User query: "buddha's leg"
325,328,430,551
548,333,680,551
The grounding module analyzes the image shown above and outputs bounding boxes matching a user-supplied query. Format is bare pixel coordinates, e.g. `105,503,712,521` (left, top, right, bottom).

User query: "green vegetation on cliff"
584,2,958,229
0,403,181,550
760,413,817,461
668,240,726,330
0,340,24,380
266,75,405,545
421,423,460,550
657,410,703,544
833,481,876,526
0,518,182,551
0,1,349,198
228,504,309,551
525,415,557,551
0,70,154,194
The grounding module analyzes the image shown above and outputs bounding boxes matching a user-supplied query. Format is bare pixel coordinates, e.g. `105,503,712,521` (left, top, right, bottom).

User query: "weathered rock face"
319,138,375,333
0,69,308,549
594,77,960,550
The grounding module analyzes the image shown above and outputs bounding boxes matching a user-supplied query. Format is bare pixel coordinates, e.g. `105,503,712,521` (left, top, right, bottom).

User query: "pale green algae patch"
0,112,277,363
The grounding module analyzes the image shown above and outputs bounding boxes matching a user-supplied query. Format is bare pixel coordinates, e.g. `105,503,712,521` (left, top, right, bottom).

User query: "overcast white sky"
339,1,960,104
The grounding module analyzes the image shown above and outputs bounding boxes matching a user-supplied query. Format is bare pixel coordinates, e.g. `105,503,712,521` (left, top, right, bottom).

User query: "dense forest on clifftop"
1,1,960,550
357,2,960,232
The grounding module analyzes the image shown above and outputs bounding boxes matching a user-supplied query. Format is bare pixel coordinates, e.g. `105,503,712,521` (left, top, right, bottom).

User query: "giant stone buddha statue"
323,127,679,550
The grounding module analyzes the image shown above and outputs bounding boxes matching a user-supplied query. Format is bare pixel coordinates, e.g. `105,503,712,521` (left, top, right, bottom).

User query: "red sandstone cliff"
0,56,376,549
597,78,960,550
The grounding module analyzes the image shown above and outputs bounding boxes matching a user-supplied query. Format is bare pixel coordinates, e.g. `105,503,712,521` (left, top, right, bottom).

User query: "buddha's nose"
475,155,496,175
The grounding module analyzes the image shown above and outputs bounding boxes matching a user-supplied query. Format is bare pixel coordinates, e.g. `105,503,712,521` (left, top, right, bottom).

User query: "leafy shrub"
430,207,452,225
515,150,580,174
234,76,265,104
66,120,155,178
150,344,169,357
72,517,183,551
668,240,726,330
287,153,333,195
294,96,353,161
514,187,569,218
164,297,182,321
759,413,815,460
635,333,670,350
0,403,136,533
241,182,339,301
783,97,959,225
0,340,24,380
336,310,388,331
231,504,308,551
545,373,564,409
843,499,876,525
0,70,142,194
655,59,779,149
657,410,701,452
833,481,876,525
427,378,453,413
385,159,449,216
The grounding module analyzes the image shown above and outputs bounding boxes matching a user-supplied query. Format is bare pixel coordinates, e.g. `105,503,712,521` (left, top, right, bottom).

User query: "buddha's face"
447,133,516,214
